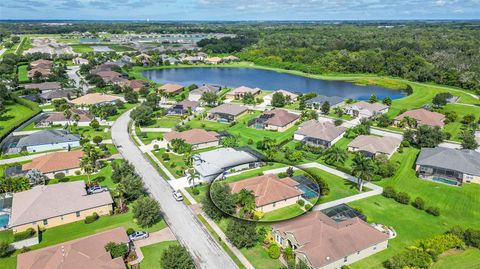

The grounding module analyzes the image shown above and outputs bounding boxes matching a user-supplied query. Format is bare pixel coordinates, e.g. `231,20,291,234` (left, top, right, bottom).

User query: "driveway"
111,110,237,269
134,227,176,248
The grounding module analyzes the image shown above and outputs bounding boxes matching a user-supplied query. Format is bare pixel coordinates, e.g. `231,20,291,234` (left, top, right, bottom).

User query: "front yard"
139,240,180,269
152,148,187,178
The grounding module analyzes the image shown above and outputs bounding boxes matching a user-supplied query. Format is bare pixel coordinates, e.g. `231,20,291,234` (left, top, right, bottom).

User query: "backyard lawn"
139,240,180,269
432,248,480,269
0,100,40,140
69,125,111,140
261,203,305,222
143,117,181,128
47,160,119,189
17,65,29,83
303,167,360,204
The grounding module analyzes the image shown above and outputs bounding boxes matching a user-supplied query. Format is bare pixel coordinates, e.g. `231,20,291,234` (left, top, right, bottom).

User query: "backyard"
0,100,41,140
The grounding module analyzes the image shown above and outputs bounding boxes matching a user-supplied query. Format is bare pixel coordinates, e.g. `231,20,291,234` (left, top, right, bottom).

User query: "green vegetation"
70,44,93,53
152,148,188,178
432,248,480,269
144,117,181,128
261,204,304,221
17,65,28,83
304,168,360,204
0,99,41,141
140,241,180,269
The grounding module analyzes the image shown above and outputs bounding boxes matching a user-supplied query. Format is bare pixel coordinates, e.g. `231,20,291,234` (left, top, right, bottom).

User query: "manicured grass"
432,248,480,269
69,125,111,140
0,100,40,140
70,44,93,53
17,65,29,83
186,119,229,132
139,240,179,269
303,168,360,204
261,203,304,221
153,148,187,178
137,131,164,145
348,147,480,269
47,160,118,189
106,103,138,121
144,117,181,128
439,103,480,141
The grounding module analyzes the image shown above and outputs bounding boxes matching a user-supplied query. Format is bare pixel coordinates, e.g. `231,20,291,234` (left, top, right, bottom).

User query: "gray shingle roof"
16,130,80,148
417,147,480,176
306,95,344,106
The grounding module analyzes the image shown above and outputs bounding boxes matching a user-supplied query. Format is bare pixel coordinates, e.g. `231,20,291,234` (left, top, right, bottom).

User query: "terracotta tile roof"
265,90,299,100
208,103,248,116
96,71,122,81
164,129,219,145
9,181,113,227
17,227,128,269
296,120,346,142
272,211,389,268
229,174,301,207
70,93,120,106
261,109,300,127
395,108,445,127
124,79,147,90
227,86,261,96
31,59,53,68
45,109,94,123
348,135,401,156
24,82,62,91
28,68,52,77
23,150,83,174
158,83,184,93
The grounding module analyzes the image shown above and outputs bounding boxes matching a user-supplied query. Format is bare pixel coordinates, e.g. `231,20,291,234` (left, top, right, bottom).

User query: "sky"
0,0,479,21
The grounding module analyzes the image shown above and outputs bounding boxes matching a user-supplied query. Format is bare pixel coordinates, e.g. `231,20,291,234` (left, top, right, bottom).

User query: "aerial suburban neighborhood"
0,4,479,269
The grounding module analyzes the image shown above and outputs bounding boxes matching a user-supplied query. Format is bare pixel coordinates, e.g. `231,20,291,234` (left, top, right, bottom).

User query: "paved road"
111,110,237,269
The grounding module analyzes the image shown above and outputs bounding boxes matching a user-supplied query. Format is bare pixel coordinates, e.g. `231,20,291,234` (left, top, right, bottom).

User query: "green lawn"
139,240,179,269
348,147,480,269
144,117,181,128
17,65,29,83
261,203,304,222
70,44,93,53
303,168,360,204
106,103,138,121
432,248,480,269
0,100,40,140
186,119,230,132
47,160,119,189
152,148,187,178
439,104,480,141
69,125,111,140
137,131,164,145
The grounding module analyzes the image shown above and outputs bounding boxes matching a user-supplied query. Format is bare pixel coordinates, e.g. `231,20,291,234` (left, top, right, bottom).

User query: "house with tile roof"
249,108,300,132
394,108,445,128
22,150,83,179
188,84,220,102
8,181,113,232
17,227,129,269
225,86,261,100
164,129,220,149
263,90,299,106
157,83,184,95
42,109,94,126
207,103,249,123
347,135,401,158
272,211,389,269
416,147,480,185
294,120,346,148
229,174,302,213
70,93,121,106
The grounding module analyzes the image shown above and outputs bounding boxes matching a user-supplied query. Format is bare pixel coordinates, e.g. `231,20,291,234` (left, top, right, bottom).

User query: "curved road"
111,110,237,269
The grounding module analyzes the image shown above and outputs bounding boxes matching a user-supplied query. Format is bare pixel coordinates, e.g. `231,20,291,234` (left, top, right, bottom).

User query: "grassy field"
70,44,93,53
143,117,181,128
0,100,40,140
303,167,360,204
348,147,480,269
69,125,111,140
17,65,29,83
47,160,118,188
432,248,480,269
439,104,480,141
139,240,179,269
138,131,164,145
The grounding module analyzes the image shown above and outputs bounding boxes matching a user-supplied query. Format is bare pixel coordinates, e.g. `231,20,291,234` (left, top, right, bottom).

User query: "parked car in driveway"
129,231,149,241
173,190,183,201
87,186,108,194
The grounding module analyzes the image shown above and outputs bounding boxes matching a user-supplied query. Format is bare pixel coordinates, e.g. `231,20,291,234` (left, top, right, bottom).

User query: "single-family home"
188,84,220,102
207,103,249,123
30,59,53,69
272,211,389,269
22,150,83,179
8,181,113,232
193,148,262,182
72,57,89,65
222,55,240,62
27,68,52,80
250,108,300,132
394,108,445,128
225,86,261,100
24,82,62,93
96,71,123,83
343,101,389,118
306,95,344,109
124,79,148,92
165,129,220,149
347,135,401,158
70,93,121,106
17,227,129,269
165,100,199,116
165,57,179,65
182,56,203,64
41,108,94,126
15,130,81,153
263,90,299,105
416,147,480,185
157,83,184,95
294,120,346,148
229,174,302,213
39,89,75,102
205,57,223,64
90,64,118,75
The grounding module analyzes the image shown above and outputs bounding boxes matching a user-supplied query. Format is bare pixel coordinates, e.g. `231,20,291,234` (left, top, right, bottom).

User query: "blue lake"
141,67,406,100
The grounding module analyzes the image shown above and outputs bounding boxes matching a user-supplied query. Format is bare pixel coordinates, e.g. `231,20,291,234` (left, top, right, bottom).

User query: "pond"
80,38,101,43
141,67,406,100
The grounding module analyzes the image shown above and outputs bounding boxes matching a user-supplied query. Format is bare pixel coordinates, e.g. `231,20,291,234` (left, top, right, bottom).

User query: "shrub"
20,246,30,253
74,170,81,176
153,144,159,150
412,197,425,210
126,228,135,235
191,188,200,195
132,196,162,228
247,139,254,145
162,153,170,161
283,246,295,261
401,140,410,147
426,206,441,216
277,172,288,178
225,219,258,248
13,228,35,242
105,241,128,258
341,266,351,269
54,172,65,180
267,244,281,259
382,186,397,199
385,248,433,269
297,199,305,206
0,242,9,257
59,177,70,182
395,192,410,204
304,204,312,210
84,212,99,224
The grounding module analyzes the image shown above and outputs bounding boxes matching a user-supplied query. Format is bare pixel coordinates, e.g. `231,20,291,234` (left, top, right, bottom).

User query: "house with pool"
249,108,300,132
207,103,249,123
416,147,480,185
294,120,346,148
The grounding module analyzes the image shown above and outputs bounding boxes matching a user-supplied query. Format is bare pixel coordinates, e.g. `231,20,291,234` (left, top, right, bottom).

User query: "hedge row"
13,228,36,242
84,212,99,224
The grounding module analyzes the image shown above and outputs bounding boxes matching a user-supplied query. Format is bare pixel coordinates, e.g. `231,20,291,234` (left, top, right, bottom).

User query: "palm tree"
186,168,200,187
324,146,347,165
351,153,376,191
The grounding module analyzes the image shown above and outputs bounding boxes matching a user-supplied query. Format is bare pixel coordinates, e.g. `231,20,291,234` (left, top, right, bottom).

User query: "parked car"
173,190,183,201
129,231,149,241
87,186,108,194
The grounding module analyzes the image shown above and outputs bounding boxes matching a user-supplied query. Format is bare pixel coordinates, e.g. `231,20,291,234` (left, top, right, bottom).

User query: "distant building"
347,135,401,158
416,147,480,185
263,90,299,105
306,95,344,109
394,108,445,128
222,55,240,62
225,86,261,100
272,211,389,269
123,79,148,92
343,101,389,118
165,129,220,149
9,181,113,232
294,120,346,148
205,57,223,64
17,227,129,269
24,82,62,93
207,103,249,123
229,174,302,213
72,57,89,65
249,108,300,132
15,130,81,153
70,93,121,106
157,83,184,95
188,85,220,102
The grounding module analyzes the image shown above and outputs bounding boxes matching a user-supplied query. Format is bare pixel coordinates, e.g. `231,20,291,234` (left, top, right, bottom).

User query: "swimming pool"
297,184,319,200
432,177,459,186
0,214,9,228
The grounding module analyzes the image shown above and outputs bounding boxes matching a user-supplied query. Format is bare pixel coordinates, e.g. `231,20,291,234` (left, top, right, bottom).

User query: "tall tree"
351,153,376,191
